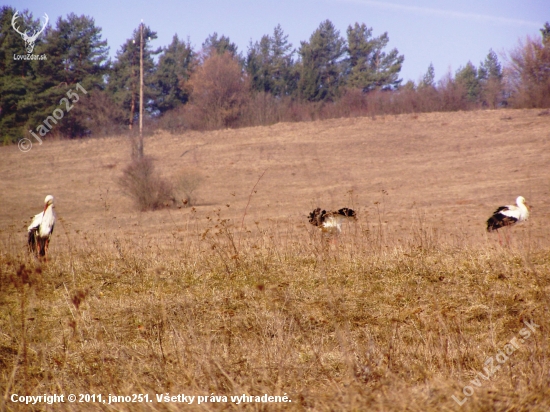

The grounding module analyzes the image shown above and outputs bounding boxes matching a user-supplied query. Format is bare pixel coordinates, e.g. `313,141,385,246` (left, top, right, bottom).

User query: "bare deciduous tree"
187,52,250,129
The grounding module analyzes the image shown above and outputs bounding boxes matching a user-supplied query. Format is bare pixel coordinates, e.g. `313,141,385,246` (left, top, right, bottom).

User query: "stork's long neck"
517,200,529,220
42,204,54,222
38,204,55,237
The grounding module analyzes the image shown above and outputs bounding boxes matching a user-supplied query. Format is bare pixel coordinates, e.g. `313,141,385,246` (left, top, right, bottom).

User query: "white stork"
308,207,357,235
28,195,56,257
486,196,529,243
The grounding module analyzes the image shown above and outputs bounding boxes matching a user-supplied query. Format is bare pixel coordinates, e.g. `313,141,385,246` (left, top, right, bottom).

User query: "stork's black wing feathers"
308,208,327,227
28,228,37,252
309,207,356,227
492,206,510,214
336,208,356,218
487,207,517,231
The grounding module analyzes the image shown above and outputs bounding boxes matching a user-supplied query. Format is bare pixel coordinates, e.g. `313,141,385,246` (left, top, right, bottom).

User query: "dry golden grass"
1,109,550,411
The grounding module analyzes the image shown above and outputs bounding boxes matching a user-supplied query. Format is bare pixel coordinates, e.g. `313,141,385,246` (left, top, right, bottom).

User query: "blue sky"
14,0,548,83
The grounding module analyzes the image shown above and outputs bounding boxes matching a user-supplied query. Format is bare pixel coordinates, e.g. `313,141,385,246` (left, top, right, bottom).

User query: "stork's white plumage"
28,195,56,257
486,196,529,234
308,207,357,235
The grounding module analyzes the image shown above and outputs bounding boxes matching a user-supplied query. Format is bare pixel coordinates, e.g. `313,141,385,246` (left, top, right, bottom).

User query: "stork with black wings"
486,196,529,244
308,207,357,235
28,195,56,258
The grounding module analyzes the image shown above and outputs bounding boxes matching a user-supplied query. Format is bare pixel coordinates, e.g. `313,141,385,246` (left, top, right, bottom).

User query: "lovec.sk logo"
12,10,48,59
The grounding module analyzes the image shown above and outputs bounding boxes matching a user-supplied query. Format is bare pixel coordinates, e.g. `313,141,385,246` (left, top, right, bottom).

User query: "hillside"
2,109,550,245
1,109,550,411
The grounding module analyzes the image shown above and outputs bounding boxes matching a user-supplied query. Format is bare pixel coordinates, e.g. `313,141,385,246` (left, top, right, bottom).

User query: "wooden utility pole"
138,19,144,158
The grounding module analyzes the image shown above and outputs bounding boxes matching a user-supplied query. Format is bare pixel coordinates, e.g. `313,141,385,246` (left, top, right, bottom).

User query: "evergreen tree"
202,32,239,60
419,63,435,89
345,23,404,92
297,20,345,101
0,8,110,142
478,49,502,81
541,22,550,46
455,61,481,103
37,13,108,87
246,35,271,93
0,6,40,143
108,24,161,129
246,24,295,96
271,24,295,95
477,49,504,108
155,35,196,113
32,13,110,137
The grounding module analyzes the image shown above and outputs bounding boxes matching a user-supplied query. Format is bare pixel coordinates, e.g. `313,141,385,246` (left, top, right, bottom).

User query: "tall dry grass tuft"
1,214,549,411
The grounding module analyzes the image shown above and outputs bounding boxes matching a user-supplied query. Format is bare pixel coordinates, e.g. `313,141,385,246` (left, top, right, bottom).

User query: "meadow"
1,109,550,411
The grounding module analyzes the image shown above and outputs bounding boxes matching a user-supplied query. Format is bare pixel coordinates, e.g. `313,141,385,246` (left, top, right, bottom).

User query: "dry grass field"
1,109,550,411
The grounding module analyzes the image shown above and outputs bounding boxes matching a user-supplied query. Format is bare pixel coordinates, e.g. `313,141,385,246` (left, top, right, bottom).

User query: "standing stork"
308,207,357,235
28,195,56,257
486,196,529,244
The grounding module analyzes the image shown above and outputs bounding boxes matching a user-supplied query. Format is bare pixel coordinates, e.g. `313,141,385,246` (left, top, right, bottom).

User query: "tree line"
1,5,549,144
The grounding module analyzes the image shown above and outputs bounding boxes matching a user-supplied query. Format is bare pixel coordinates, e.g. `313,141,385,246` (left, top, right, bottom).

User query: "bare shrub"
414,85,440,112
239,92,293,126
480,78,505,109
436,72,472,111
155,105,189,134
505,36,550,108
118,156,175,211
332,88,367,117
173,168,204,206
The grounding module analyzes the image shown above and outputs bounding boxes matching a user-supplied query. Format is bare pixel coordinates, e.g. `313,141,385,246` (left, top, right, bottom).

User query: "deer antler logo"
12,11,49,54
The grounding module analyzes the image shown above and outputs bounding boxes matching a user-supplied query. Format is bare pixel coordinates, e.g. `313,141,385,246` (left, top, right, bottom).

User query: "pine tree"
477,49,504,108
541,22,550,46
108,24,161,129
32,13,110,137
478,49,502,82
0,6,39,143
419,63,435,89
271,24,296,96
155,35,196,113
297,20,345,101
455,62,481,103
202,33,240,60
246,24,295,96
37,14,108,87
0,8,110,142
246,35,271,93
345,23,404,92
